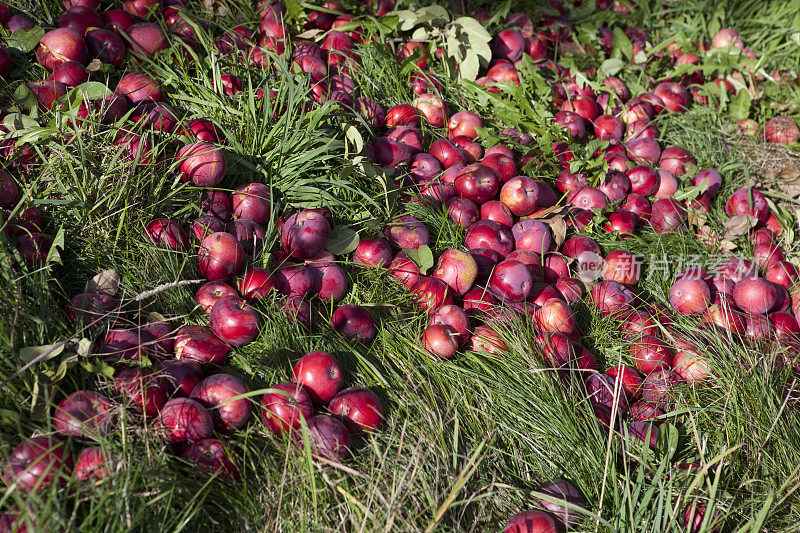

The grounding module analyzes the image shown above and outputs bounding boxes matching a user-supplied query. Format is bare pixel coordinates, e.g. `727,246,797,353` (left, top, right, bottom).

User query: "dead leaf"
87,269,120,296
777,166,800,181
294,29,323,40
722,214,758,241
545,216,567,249
85,59,102,73
772,166,800,199
718,239,738,254
148,312,167,323
526,205,570,221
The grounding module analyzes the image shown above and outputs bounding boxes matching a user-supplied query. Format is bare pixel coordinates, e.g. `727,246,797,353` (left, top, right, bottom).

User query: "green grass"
1,0,800,531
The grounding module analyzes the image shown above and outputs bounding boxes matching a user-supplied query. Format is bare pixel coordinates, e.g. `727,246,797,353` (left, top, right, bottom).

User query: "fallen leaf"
294,29,322,40
86,58,102,73
773,166,800,198
87,269,120,296
722,214,758,241
545,216,568,249
718,238,739,254
527,205,570,221
148,312,167,323
20,342,66,363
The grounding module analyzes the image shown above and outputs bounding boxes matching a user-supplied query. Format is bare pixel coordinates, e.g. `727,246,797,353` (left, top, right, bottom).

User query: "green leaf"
612,27,633,60
12,84,36,114
30,372,48,421
445,33,461,59
395,9,419,31
729,89,751,121
20,342,65,363
3,112,39,132
283,0,303,20
80,358,115,378
46,225,65,266
327,226,360,255
471,38,492,65
674,184,705,202
16,125,57,144
71,81,112,101
655,423,679,458
600,58,625,78
453,17,492,42
417,5,450,19
6,26,44,53
404,244,434,274
411,26,431,41
485,1,512,26
459,49,480,82
341,123,363,155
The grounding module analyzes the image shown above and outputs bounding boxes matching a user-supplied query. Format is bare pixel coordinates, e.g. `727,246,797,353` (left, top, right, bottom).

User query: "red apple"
331,304,376,343
199,232,244,281
54,390,115,439
261,383,313,435
174,325,231,365
292,351,343,406
422,324,459,359
328,387,384,433
190,373,252,432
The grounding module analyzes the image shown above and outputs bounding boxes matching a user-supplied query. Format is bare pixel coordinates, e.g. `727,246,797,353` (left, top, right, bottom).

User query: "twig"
132,279,204,301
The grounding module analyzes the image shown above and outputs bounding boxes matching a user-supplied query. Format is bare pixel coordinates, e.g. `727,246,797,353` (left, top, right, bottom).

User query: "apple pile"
11,294,386,487
190,202,378,341
263,350,385,461
359,11,792,532
6,347,384,487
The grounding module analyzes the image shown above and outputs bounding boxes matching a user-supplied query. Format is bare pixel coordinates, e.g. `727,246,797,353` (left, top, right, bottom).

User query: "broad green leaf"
454,17,491,42
459,49,480,82
445,34,462,59
3,112,39,132
341,123,363,155
404,244,434,274
12,84,36,113
655,423,680,458
283,0,303,20
20,342,65,363
417,5,450,19
600,58,625,78
327,226,360,255
411,26,431,41
16,125,57,144
395,10,418,31
80,358,115,378
6,26,44,53
612,27,633,60
72,82,112,101
729,89,751,121
674,184,705,202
